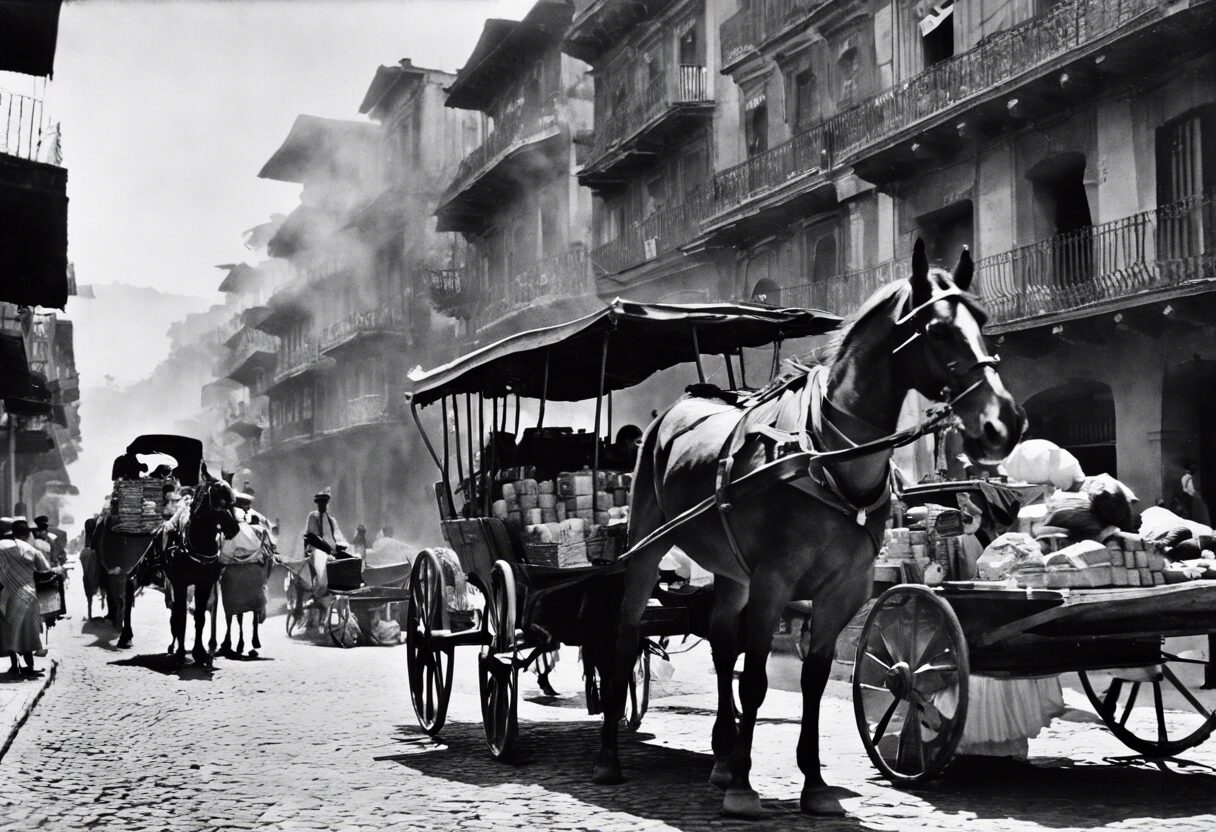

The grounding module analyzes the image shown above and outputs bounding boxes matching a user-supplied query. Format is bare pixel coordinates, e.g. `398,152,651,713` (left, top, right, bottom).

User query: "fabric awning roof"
123,435,204,486
407,299,841,407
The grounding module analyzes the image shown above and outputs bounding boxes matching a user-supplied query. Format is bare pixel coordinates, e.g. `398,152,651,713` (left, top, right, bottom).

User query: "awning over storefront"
0,333,51,415
0,0,63,77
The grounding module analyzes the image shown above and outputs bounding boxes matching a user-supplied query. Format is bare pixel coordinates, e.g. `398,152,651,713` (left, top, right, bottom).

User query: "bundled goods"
1002,439,1084,489
112,477,171,534
976,533,1041,581
1041,491,1107,541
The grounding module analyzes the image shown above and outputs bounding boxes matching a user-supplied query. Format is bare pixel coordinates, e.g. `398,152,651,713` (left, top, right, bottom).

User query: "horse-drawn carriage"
402,299,839,755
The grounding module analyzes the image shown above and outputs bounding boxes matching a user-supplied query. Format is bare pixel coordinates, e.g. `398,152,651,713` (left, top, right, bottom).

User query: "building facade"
432,0,597,344
0,0,82,524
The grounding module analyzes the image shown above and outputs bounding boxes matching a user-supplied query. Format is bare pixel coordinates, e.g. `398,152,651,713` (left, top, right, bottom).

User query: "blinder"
891,280,998,407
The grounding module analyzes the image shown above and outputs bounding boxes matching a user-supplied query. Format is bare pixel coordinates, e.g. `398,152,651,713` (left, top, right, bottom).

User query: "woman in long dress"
0,518,58,677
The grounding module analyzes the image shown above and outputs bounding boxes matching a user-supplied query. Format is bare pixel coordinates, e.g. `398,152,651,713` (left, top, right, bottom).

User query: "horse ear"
953,246,974,291
200,462,212,482
910,237,931,306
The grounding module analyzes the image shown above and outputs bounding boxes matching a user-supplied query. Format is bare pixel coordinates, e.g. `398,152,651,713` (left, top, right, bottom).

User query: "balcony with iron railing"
271,340,334,387
223,401,269,440
582,65,712,183
720,0,825,71
749,193,1215,329
263,418,314,449
477,245,597,330
219,329,279,386
1,91,61,165
977,192,1216,329
590,195,705,277
319,305,411,353
317,393,402,434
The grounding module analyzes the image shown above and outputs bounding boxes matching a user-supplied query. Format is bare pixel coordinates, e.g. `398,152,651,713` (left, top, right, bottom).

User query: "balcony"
263,418,314,449
223,403,268,440
580,65,713,186
1,92,60,165
320,306,411,354
583,0,1208,275
270,341,334,387
761,260,899,314
422,267,478,320
318,393,402,435
435,102,567,233
590,196,705,279
478,246,597,333
720,0,825,72
219,329,278,387
978,192,1216,330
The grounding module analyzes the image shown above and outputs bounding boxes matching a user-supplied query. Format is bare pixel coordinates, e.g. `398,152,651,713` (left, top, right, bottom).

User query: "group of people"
0,516,66,678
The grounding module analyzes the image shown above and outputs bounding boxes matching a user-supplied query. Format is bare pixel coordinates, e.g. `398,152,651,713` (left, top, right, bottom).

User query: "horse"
93,510,153,648
149,465,241,669
218,523,276,658
80,516,107,620
590,241,1025,817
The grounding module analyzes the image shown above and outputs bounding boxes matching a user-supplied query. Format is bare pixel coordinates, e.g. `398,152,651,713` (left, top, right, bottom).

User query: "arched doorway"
1023,380,1116,476
749,277,781,306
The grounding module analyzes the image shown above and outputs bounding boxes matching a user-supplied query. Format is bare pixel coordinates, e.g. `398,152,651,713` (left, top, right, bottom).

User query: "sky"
49,0,537,302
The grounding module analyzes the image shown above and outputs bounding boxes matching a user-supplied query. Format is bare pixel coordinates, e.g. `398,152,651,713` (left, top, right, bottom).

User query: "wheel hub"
885,661,914,700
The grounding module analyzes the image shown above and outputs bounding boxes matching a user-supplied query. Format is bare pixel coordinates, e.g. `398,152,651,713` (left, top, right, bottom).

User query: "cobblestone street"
0,586,1210,831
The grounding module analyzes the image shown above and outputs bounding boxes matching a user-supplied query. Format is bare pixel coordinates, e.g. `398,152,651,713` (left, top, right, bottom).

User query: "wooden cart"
852,578,1216,782
403,300,840,758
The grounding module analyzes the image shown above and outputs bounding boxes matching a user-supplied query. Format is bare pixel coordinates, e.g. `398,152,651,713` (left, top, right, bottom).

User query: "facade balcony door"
1029,153,1092,293
1157,107,1215,276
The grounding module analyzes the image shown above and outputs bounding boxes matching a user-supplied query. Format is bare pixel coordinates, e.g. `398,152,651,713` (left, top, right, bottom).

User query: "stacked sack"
113,477,170,533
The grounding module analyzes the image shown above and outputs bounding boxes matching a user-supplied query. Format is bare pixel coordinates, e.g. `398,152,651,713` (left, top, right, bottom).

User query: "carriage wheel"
406,549,454,736
853,584,969,784
479,560,519,760
622,644,651,732
327,596,355,648
1079,650,1216,759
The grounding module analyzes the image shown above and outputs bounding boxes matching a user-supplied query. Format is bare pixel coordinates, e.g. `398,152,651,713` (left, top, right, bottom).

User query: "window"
678,18,702,66
644,174,667,216
919,1,955,66
680,140,709,196
745,93,768,158
837,48,859,107
539,196,561,257
1155,106,1215,260
598,201,624,245
792,69,816,129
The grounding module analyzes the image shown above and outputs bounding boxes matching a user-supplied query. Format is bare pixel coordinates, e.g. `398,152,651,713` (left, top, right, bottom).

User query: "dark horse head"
187,463,241,556
890,239,1024,464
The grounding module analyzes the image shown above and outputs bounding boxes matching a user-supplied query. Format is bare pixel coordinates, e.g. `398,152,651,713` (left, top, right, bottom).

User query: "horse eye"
926,320,952,341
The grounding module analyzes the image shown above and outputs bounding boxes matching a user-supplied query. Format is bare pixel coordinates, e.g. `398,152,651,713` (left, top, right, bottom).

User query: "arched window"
750,278,781,306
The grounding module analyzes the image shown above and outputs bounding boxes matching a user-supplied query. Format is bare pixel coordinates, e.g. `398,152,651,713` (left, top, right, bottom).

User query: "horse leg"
592,547,664,785
192,581,214,669
170,578,188,665
722,568,793,818
117,578,135,649
797,570,871,816
221,613,233,655
249,614,260,658
708,578,748,789
236,614,244,656
209,586,218,657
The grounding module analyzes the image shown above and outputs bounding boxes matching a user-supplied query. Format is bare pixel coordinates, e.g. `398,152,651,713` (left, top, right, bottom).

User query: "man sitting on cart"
304,488,348,597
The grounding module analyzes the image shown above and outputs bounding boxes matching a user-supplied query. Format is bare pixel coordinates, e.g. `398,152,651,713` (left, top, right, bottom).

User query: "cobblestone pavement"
0,585,1214,832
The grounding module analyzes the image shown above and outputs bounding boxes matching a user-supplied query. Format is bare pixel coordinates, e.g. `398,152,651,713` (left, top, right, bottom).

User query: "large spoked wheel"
1079,649,1216,759
406,549,455,737
853,584,969,784
327,595,356,648
622,644,651,732
479,560,519,760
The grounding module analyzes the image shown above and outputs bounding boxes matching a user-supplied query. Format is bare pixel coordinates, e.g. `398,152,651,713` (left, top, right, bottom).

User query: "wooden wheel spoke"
1162,665,1213,719
913,665,959,696
1153,682,1168,744
871,697,903,747
1119,682,1140,728
859,681,891,693
863,650,892,671
1101,678,1124,720
896,703,928,774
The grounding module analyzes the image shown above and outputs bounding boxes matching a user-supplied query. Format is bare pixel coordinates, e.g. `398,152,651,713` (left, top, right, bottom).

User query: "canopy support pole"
738,347,747,388
537,351,550,428
724,353,737,390
411,400,445,481
607,390,613,448
514,393,521,437
439,397,455,518
592,333,609,506
452,394,465,495
466,394,476,512
487,395,498,517
771,337,783,380
691,327,706,383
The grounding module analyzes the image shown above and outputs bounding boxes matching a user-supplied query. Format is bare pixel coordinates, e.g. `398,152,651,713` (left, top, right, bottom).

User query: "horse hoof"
247,650,258,659
801,786,846,817
708,759,732,790
591,764,624,785
115,638,131,650
722,788,763,818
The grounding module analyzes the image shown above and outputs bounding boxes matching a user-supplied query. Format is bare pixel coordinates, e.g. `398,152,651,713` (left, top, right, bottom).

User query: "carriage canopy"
124,434,204,486
406,299,841,407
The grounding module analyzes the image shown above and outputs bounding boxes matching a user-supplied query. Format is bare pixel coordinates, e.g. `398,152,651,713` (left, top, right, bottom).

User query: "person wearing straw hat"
303,488,346,599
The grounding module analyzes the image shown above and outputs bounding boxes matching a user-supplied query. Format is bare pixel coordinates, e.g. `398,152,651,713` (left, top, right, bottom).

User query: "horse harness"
640,282,996,578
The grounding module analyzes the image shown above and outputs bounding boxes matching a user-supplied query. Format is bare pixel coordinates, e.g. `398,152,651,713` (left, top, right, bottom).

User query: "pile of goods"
878,501,974,583
492,468,631,569
112,477,170,534
1011,534,1173,589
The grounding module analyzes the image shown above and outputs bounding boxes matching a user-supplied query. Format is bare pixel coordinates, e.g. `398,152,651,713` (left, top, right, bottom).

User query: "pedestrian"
33,516,66,567
303,488,347,599
0,518,60,678
351,524,369,558
1182,462,1210,526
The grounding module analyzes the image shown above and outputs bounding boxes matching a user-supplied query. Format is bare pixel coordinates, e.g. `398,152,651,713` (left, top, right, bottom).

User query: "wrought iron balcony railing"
318,393,400,433
445,100,560,201
976,191,1216,325
720,0,825,68
272,341,331,385
590,65,711,163
0,91,60,164
479,245,596,328
219,329,278,379
319,306,410,351
265,418,313,447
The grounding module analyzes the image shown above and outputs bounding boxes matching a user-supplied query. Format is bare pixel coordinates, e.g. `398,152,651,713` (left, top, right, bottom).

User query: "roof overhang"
257,114,378,184
0,0,62,77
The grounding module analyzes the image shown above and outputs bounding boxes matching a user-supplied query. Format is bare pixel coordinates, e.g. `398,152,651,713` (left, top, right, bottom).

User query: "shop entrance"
1023,380,1116,477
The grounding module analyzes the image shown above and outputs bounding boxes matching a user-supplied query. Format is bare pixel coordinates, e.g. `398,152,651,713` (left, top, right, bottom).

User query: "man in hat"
33,516,65,568
0,518,58,677
304,489,346,598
